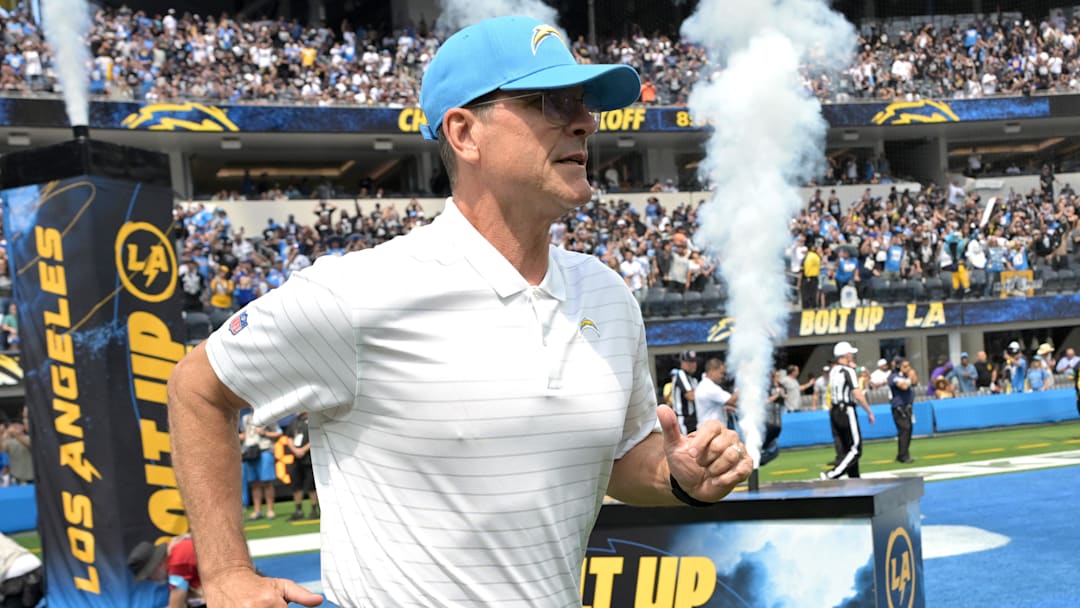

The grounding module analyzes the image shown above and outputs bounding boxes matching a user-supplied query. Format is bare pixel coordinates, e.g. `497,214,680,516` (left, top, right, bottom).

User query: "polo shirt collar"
438,198,565,302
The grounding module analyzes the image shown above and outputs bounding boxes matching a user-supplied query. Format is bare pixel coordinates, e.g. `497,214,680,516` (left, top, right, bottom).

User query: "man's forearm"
167,349,253,581
607,433,681,506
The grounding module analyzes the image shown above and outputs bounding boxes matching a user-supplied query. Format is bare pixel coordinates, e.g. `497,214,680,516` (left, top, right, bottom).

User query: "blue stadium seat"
868,277,889,302
183,311,212,345
1039,268,1059,294
909,279,926,301
683,290,703,316
700,284,722,313
209,308,233,331
644,287,668,318
924,276,945,300
664,290,685,317
820,280,839,307
1057,269,1077,292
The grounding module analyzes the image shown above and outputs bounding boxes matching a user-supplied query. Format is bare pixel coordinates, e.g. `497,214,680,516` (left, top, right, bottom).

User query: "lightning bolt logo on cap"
579,317,600,337
531,24,565,55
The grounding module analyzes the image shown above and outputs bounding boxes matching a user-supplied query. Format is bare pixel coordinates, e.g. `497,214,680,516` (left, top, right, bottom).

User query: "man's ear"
444,108,481,167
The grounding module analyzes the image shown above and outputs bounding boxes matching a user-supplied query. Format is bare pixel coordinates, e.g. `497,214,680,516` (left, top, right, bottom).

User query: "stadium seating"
183,311,213,344
683,290,704,316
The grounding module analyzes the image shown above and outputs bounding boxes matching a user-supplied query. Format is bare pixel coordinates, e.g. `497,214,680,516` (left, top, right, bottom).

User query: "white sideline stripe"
249,532,320,558
922,525,1011,559
863,449,1080,482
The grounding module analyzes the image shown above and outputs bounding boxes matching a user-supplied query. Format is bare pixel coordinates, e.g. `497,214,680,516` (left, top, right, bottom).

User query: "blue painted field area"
257,463,1079,607
921,466,1080,607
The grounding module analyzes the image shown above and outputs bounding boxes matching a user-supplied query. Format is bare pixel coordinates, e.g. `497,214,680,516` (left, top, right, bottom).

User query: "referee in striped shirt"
672,350,700,434
821,341,876,480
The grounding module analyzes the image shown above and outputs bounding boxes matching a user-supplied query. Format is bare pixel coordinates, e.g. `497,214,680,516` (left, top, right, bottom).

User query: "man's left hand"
658,406,752,503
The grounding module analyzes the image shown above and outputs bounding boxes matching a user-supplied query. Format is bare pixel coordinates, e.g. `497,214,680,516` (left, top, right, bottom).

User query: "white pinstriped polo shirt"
206,198,659,607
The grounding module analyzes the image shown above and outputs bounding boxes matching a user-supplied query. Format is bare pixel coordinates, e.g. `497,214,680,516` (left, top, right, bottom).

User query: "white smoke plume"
681,2,855,464
40,0,92,128
435,0,560,36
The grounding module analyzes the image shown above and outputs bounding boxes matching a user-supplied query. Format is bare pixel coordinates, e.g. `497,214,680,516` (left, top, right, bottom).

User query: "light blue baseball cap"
419,16,641,140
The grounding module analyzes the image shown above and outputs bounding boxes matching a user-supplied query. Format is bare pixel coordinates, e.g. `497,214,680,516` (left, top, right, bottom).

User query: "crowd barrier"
779,387,1078,448
2,389,1077,534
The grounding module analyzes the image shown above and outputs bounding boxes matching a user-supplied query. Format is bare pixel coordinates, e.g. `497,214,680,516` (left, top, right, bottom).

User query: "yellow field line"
870,459,895,465
971,448,1005,454
244,524,271,531
290,520,321,526
924,453,957,459
1017,443,1051,449
1065,439,1080,444
30,547,41,554
769,468,809,476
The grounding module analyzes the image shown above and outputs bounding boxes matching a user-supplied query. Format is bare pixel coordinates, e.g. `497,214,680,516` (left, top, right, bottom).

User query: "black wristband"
670,474,716,507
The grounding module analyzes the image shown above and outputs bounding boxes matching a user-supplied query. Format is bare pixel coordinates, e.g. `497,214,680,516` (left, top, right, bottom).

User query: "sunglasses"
468,89,601,130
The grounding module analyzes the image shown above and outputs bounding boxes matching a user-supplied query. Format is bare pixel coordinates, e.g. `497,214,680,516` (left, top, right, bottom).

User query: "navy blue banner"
822,96,1050,127
2,173,184,607
646,294,1079,347
0,94,1062,134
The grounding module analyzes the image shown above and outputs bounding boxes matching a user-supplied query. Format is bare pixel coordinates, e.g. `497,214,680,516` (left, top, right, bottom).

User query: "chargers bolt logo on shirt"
579,317,600,337
531,24,565,55
229,311,249,335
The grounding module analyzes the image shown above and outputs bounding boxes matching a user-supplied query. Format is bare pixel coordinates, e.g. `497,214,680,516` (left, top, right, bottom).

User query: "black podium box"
583,478,924,608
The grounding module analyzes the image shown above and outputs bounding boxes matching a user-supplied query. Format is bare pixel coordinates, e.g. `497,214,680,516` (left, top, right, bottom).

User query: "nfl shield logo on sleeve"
229,311,248,335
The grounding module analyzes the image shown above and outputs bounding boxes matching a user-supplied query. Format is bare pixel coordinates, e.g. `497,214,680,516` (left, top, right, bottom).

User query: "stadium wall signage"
646,293,1080,346
0,95,1067,134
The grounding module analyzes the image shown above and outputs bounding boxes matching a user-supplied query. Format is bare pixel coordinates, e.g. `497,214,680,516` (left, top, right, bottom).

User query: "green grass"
11,420,1080,553
757,419,1080,483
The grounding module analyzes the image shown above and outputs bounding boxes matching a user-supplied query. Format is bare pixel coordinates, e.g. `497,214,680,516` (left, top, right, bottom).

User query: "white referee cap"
833,341,858,358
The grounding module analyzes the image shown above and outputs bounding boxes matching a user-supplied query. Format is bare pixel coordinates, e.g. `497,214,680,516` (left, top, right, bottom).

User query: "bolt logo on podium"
886,527,916,608
115,221,177,303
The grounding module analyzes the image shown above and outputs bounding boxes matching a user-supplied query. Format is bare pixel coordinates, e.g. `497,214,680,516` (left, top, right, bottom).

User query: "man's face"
682,358,698,372
1067,348,1076,358
977,352,988,363
470,86,597,218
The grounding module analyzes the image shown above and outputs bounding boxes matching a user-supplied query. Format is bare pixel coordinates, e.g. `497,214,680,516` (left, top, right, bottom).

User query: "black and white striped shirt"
829,364,858,409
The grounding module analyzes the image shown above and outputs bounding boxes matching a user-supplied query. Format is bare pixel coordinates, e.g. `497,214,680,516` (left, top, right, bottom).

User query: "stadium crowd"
3,6,1080,106
174,166,1080,333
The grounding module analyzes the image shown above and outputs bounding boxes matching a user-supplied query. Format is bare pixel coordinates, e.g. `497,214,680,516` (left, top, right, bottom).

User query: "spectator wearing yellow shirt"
799,243,823,309
209,266,235,315
300,44,317,67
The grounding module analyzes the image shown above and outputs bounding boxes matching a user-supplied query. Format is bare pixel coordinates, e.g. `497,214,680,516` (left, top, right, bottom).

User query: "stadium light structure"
220,136,242,150
617,136,636,148
1003,122,1022,135
373,138,394,151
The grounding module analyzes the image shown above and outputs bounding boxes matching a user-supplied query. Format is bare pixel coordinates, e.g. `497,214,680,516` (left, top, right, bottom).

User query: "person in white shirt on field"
695,358,738,429
167,16,751,608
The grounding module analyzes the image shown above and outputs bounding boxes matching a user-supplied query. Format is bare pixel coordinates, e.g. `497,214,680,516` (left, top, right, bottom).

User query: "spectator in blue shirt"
1027,356,1053,392
947,352,978,394
883,236,904,280
833,247,857,290
1005,341,1028,394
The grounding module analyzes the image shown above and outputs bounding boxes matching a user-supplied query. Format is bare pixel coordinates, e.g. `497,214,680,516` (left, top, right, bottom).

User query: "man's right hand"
204,568,323,607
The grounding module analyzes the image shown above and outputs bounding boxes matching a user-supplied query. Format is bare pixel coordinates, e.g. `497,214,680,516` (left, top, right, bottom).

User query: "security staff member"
672,350,699,435
888,357,918,463
821,341,876,479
